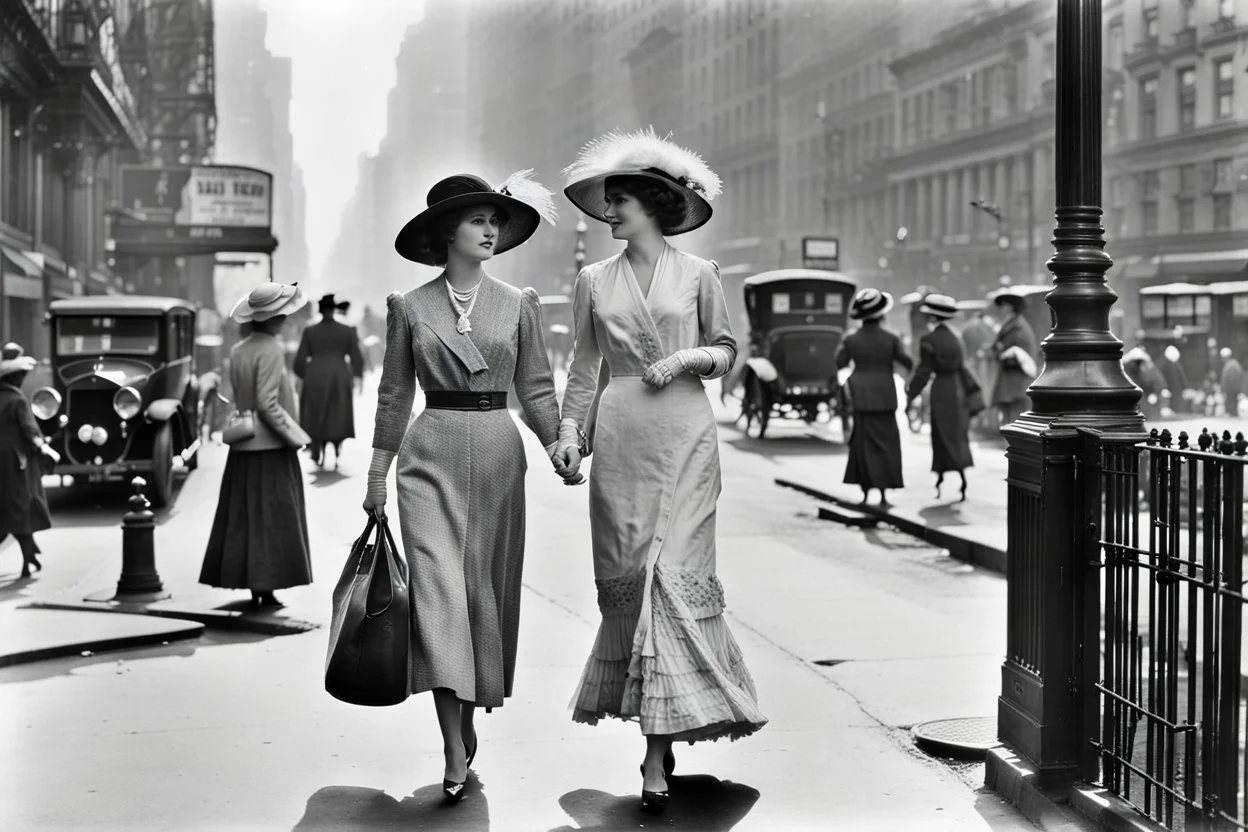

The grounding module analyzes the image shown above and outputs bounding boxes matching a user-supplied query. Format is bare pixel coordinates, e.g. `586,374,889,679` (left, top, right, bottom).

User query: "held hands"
643,348,715,390
552,421,585,485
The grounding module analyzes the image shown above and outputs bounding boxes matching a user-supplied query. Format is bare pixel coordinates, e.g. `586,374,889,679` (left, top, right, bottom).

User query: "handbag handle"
359,510,402,620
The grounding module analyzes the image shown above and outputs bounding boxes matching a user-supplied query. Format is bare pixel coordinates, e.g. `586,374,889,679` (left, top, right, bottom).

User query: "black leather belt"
424,391,509,411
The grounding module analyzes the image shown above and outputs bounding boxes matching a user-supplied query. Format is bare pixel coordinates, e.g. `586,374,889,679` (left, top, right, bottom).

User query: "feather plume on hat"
496,169,559,226
562,127,722,200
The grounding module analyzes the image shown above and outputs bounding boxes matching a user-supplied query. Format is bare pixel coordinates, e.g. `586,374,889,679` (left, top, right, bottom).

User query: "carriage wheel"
745,374,770,439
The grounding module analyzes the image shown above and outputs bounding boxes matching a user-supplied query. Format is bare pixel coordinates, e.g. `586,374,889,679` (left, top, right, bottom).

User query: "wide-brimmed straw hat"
230,282,308,324
918,293,959,320
562,128,722,236
0,342,37,377
850,288,894,321
394,170,558,266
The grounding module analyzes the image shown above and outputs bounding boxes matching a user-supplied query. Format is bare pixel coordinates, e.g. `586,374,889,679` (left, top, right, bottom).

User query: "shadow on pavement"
0,636,205,684
293,780,489,831
916,502,971,528
724,434,846,460
308,468,349,488
549,774,759,831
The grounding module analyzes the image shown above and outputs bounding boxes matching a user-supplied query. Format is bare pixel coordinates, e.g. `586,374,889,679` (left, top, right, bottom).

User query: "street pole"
994,0,1144,788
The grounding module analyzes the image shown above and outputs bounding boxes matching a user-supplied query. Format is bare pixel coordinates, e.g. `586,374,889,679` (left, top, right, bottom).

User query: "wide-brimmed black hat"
918,293,958,320
394,171,557,266
318,293,350,312
562,128,722,236
850,288,894,321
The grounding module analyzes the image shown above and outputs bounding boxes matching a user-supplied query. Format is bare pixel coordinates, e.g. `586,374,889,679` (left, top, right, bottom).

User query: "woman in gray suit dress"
362,171,571,804
836,288,914,505
201,283,313,608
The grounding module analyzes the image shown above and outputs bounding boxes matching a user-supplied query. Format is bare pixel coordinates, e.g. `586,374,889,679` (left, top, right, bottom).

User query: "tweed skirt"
200,448,312,590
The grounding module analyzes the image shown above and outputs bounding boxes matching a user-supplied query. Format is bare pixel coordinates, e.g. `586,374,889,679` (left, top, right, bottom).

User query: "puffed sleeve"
694,262,737,379
254,347,309,447
372,292,417,453
559,268,602,429
514,289,560,447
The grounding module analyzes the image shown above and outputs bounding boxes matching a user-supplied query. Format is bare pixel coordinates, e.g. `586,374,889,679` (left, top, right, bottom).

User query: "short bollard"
114,476,168,599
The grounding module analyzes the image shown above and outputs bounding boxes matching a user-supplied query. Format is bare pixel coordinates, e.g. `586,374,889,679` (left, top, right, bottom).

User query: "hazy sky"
255,0,426,281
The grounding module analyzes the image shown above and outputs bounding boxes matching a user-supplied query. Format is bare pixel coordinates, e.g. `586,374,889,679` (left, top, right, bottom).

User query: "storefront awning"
1,245,43,300
1159,249,1248,276
1122,260,1160,279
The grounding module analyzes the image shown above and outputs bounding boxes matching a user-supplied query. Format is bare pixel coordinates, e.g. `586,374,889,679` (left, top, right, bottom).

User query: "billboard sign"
114,165,277,255
802,236,839,270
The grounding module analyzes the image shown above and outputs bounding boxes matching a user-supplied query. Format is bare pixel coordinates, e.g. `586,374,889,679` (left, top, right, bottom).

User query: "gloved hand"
643,348,716,389
553,420,584,485
363,449,395,515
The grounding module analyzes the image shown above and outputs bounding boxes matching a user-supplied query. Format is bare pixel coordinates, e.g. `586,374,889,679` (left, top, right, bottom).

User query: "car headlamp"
30,387,62,421
91,426,109,446
77,424,95,443
113,386,142,420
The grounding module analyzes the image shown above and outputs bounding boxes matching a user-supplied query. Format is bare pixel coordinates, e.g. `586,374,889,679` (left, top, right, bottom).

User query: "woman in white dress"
554,129,767,815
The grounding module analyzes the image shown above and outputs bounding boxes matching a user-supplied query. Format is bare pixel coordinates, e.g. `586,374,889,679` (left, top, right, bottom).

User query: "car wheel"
150,422,175,508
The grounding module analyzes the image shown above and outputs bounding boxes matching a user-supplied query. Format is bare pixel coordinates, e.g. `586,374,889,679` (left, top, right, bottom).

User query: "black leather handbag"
325,511,411,706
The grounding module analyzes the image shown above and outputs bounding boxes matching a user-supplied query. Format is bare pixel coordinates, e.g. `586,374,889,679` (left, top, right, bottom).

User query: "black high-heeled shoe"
441,778,466,804
639,759,671,815
958,476,968,503
935,472,945,498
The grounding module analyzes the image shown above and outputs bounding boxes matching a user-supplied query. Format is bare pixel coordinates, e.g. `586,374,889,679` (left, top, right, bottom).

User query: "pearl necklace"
446,277,483,334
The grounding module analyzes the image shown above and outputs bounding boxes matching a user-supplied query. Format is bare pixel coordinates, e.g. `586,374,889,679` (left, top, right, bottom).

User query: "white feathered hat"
395,170,559,265
562,127,722,235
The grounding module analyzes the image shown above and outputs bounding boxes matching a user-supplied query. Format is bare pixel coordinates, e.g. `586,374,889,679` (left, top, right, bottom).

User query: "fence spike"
1218,430,1234,455
1160,428,1173,447
1147,428,1160,446
1235,432,1247,457
1196,428,1211,451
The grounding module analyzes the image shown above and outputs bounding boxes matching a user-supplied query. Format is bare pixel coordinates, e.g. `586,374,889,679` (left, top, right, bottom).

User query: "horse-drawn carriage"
734,269,859,439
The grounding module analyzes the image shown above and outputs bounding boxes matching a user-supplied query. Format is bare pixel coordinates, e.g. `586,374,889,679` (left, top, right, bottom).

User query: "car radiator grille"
67,389,127,464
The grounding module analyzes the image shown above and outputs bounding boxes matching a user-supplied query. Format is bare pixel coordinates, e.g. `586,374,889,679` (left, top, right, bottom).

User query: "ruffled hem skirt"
569,570,767,743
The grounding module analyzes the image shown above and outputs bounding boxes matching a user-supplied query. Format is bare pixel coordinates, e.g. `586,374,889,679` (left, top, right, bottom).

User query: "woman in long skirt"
363,171,571,803
0,342,60,577
293,294,364,469
836,288,914,505
905,293,975,501
200,283,313,608
554,129,767,816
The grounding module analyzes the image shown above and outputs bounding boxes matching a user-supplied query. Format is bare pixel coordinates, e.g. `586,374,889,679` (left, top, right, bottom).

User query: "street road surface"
0,375,1037,831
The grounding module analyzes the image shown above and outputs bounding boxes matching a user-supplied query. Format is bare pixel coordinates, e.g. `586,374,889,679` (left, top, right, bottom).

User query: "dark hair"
994,294,1025,314
252,316,286,335
6,370,28,388
606,176,688,234
421,204,511,267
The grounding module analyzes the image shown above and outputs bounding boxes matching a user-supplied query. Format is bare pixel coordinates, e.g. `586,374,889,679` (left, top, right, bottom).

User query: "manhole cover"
912,716,1000,760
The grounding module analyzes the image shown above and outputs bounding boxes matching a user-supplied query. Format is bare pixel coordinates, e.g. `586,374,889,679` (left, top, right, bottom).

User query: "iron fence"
1083,426,1248,830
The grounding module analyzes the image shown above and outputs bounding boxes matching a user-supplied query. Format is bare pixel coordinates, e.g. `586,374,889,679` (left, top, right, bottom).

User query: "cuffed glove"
643,348,718,388
366,448,396,509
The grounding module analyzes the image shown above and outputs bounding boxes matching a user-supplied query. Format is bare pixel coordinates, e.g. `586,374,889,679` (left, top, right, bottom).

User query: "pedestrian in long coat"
1159,344,1189,414
363,171,570,804
293,294,364,469
200,283,313,608
0,343,60,578
905,294,976,501
554,129,767,816
836,288,914,505
1219,348,1243,417
990,292,1039,426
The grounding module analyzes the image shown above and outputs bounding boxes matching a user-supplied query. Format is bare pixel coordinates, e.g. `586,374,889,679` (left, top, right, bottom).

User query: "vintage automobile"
736,269,858,439
27,295,202,507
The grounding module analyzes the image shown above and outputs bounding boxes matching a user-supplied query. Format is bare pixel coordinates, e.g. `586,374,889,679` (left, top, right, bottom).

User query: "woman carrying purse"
200,283,313,608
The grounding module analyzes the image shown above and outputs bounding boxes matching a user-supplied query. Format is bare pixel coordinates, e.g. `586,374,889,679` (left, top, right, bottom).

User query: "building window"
1143,6,1159,42
1002,62,1018,115
1142,202,1159,234
1180,2,1195,30
1219,0,1234,20
1177,198,1195,232
1140,76,1158,139
1108,20,1124,70
1215,58,1234,119
1177,67,1196,130
1213,194,1232,229
1215,157,1233,187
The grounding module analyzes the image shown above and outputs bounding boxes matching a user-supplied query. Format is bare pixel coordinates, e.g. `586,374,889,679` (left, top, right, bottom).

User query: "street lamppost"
992,0,1144,789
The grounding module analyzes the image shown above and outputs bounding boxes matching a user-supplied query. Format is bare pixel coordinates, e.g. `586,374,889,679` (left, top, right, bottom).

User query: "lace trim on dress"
595,565,725,619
